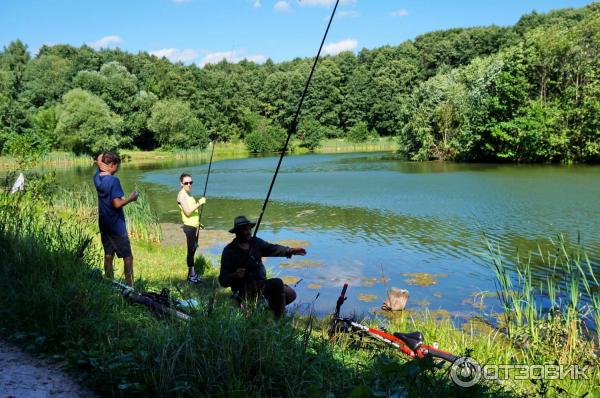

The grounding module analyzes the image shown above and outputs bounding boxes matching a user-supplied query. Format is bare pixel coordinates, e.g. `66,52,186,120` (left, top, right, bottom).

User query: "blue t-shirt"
93,169,127,236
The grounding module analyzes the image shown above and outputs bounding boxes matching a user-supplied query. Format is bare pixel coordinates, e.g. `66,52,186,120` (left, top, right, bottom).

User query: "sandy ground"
0,341,94,398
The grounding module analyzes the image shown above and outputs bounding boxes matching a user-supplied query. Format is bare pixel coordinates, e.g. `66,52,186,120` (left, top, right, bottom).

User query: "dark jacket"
219,237,290,293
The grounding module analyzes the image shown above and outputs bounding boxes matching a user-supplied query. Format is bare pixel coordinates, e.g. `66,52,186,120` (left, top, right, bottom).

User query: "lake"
55,152,600,319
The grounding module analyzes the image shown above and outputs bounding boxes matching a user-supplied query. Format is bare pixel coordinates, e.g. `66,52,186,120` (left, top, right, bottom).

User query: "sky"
0,0,596,66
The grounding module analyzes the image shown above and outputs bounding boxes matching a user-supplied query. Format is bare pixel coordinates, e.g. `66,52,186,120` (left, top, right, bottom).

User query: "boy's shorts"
101,233,132,258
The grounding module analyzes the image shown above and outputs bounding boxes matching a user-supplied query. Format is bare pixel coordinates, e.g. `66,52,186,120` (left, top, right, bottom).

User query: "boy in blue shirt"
94,152,138,286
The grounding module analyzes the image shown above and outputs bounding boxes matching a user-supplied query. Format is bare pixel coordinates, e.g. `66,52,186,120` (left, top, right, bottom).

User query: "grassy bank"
0,138,397,171
0,151,91,169
0,184,598,397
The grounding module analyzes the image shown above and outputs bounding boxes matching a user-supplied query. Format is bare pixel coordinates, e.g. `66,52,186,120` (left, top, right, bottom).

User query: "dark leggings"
182,225,197,269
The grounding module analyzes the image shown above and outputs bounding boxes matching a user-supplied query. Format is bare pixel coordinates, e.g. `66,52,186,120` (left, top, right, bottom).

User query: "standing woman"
177,173,207,283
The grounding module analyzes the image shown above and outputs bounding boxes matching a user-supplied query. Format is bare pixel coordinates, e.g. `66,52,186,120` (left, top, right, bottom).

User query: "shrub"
298,119,325,151
245,123,287,153
347,121,377,143
148,99,209,150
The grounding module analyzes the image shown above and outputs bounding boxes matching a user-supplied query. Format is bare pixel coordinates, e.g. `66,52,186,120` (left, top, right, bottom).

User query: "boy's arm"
110,178,138,209
112,193,138,209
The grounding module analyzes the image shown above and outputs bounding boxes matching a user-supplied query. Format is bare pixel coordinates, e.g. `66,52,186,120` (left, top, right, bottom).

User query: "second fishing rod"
240,0,341,282
194,139,216,250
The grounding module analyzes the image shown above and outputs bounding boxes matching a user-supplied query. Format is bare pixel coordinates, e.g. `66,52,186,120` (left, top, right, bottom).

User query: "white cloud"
323,38,357,56
253,0,261,8
198,49,267,67
150,48,199,63
171,0,192,3
88,35,123,49
390,9,409,17
274,1,291,11
300,0,356,6
246,54,268,63
339,10,360,18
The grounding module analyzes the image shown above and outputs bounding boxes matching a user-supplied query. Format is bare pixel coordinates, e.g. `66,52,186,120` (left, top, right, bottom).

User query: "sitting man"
219,216,306,316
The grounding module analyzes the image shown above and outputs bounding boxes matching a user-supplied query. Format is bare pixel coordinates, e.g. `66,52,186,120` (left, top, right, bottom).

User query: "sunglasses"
183,181,193,186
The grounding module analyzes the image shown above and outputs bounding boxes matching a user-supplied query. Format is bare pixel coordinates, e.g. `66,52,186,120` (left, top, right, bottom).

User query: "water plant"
485,234,600,363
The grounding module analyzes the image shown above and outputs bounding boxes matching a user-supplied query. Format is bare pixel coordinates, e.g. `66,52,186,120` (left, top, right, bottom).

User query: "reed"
314,137,398,154
54,183,162,243
485,234,599,364
124,185,162,243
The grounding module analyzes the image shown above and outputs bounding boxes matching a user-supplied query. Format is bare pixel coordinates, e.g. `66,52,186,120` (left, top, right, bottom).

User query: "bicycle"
329,283,459,364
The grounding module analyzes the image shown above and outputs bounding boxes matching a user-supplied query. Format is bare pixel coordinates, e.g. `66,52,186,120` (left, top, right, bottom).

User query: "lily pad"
401,272,448,287
279,259,323,269
359,277,388,287
307,283,321,289
357,294,378,302
276,239,311,248
282,276,301,285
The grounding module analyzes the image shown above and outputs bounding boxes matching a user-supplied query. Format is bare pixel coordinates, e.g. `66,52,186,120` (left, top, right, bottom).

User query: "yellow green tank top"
179,190,199,227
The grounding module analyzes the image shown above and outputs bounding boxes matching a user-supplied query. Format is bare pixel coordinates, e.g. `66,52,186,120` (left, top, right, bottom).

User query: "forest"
0,2,598,162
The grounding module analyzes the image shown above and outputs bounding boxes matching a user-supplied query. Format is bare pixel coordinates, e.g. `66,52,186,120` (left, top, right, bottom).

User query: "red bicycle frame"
330,283,458,363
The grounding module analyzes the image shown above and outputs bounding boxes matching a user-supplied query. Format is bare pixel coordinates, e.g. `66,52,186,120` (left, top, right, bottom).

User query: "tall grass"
315,137,398,153
486,235,600,363
125,185,162,242
0,151,91,169
54,183,162,243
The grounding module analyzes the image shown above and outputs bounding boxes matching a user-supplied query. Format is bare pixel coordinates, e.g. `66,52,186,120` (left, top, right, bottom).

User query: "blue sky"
0,0,596,66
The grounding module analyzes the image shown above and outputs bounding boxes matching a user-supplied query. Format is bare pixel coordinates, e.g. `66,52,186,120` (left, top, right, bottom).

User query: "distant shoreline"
0,137,398,170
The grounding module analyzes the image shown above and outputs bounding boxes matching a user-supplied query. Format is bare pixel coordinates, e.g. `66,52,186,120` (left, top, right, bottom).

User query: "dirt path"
0,341,94,398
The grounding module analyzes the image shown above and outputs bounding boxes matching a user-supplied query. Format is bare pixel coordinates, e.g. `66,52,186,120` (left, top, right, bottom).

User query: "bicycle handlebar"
334,283,348,317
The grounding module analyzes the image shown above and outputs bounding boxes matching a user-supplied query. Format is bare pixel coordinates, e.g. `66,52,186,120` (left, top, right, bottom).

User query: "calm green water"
54,152,600,318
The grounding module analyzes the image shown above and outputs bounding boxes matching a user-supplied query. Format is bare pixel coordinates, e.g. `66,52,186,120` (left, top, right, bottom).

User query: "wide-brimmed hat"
229,215,257,233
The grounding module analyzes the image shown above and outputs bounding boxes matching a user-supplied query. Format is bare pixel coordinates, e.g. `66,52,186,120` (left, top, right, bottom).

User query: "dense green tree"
147,99,209,149
245,118,286,153
347,121,377,143
74,61,139,114
31,106,59,149
126,90,158,149
298,119,325,151
0,3,599,162
21,55,72,107
0,93,29,135
0,40,30,98
399,70,467,160
303,58,342,129
55,88,125,154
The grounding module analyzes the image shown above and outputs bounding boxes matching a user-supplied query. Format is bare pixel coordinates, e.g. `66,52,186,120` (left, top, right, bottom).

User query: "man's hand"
234,268,246,279
288,248,307,256
128,191,139,202
197,197,207,206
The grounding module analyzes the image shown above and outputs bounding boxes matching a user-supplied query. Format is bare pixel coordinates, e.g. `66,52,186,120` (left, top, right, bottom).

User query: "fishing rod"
253,0,340,237
195,140,216,244
235,0,340,289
